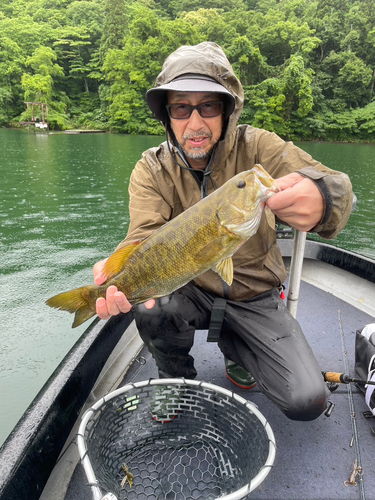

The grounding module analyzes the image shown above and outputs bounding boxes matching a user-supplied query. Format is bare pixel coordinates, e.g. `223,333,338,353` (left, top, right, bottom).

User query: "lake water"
0,128,374,446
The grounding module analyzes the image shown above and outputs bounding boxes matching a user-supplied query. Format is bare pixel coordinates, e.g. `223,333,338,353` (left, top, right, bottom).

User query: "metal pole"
287,230,307,318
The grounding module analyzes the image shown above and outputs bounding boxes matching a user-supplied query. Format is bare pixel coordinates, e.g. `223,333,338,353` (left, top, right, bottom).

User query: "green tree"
174,0,248,14
103,3,201,133
182,8,238,47
354,101,375,139
66,0,104,93
226,35,270,86
20,45,68,128
243,55,314,138
367,26,375,97
0,36,25,123
321,51,372,108
243,78,287,135
0,0,374,140
22,46,64,102
99,0,127,65
250,12,321,66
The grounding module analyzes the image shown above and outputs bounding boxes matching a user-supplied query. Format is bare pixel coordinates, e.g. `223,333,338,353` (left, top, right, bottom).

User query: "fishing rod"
323,371,375,386
336,311,366,500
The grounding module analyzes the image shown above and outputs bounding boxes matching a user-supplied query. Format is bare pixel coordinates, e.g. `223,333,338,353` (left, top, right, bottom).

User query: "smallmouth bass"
46,165,279,327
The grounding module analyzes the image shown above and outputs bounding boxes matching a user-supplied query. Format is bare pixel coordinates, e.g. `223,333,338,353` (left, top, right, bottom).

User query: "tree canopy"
1,0,374,141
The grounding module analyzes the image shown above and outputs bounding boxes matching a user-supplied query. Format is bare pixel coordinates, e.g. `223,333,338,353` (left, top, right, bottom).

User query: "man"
94,42,353,421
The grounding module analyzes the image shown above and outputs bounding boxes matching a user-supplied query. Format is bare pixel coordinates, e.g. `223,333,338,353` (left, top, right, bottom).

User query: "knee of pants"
134,295,174,330
283,381,329,421
133,295,194,348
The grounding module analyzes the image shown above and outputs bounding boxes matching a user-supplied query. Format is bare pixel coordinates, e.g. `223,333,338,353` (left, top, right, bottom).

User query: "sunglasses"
166,101,224,120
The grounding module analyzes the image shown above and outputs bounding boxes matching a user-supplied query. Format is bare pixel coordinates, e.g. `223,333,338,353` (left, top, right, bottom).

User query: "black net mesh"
83,381,272,500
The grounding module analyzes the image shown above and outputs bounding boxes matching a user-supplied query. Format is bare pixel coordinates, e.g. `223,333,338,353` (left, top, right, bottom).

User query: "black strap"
207,298,227,342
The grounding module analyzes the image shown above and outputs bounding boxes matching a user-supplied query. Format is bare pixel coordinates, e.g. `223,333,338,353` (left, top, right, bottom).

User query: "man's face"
167,91,224,170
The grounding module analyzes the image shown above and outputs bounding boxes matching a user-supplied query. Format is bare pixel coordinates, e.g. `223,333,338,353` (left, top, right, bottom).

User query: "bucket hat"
146,73,236,123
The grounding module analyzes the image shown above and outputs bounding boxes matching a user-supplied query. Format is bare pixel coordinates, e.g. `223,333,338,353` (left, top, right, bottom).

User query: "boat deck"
66,276,375,500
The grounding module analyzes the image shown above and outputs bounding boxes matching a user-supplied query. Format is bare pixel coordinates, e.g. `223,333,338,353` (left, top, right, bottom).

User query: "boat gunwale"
0,239,374,500
0,313,135,500
277,237,375,284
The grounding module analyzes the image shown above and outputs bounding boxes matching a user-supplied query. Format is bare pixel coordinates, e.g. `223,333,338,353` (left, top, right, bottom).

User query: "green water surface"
0,128,374,446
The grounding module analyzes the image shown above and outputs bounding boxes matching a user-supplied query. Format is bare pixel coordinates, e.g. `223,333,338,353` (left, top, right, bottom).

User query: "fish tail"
46,285,98,328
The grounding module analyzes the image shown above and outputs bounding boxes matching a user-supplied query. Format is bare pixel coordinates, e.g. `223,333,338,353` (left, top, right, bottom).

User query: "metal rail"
286,230,307,318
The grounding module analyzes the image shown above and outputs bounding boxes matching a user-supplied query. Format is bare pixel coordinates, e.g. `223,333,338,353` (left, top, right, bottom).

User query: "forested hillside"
1,0,374,141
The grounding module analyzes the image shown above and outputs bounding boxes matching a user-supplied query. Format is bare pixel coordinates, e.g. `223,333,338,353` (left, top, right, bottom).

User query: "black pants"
133,282,329,421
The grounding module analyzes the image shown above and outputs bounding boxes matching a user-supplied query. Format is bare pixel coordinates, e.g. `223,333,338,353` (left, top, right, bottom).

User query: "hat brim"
146,76,235,122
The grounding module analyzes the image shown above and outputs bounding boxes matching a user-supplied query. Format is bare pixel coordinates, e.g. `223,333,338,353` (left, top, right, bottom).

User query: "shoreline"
2,125,375,145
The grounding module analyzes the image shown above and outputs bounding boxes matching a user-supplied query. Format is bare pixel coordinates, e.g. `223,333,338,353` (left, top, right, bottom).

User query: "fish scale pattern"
81,381,273,500
46,167,277,327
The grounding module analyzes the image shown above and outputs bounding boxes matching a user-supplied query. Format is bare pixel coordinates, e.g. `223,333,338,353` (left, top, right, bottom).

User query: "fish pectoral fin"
197,238,228,262
102,240,143,280
195,239,233,284
211,257,233,286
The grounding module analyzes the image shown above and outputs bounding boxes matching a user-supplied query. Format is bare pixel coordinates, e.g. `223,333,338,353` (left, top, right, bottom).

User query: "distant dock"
64,130,105,134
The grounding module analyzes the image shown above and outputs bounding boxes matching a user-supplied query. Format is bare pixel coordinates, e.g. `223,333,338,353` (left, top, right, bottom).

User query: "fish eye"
237,180,246,189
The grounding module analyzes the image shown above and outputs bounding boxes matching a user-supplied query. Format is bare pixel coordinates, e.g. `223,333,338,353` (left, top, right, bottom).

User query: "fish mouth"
255,174,280,202
259,186,279,202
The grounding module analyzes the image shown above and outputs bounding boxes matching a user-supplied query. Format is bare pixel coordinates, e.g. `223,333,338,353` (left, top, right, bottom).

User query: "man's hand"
93,258,109,286
93,258,155,320
266,173,324,231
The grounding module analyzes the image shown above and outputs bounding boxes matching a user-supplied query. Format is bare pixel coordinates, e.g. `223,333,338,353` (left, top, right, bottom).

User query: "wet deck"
67,278,375,500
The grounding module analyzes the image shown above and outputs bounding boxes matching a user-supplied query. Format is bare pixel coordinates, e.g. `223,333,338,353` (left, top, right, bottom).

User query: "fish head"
217,165,279,238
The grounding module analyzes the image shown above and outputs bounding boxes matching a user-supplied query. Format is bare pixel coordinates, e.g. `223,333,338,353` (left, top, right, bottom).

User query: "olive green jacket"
118,42,353,301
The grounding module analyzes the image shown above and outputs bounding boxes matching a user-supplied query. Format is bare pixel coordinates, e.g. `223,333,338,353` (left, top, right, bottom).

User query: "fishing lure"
344,459,363,487
121,463,134,488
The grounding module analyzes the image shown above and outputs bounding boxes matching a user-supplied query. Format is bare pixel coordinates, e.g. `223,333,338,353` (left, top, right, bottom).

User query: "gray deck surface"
67,280,375,500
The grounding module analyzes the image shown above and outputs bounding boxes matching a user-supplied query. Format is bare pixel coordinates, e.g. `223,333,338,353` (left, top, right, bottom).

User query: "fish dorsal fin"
211,257,233,286
102,240,142,280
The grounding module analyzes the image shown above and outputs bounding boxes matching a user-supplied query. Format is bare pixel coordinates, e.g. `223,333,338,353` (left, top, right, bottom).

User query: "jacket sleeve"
115,154,172,250
254,129,353,240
